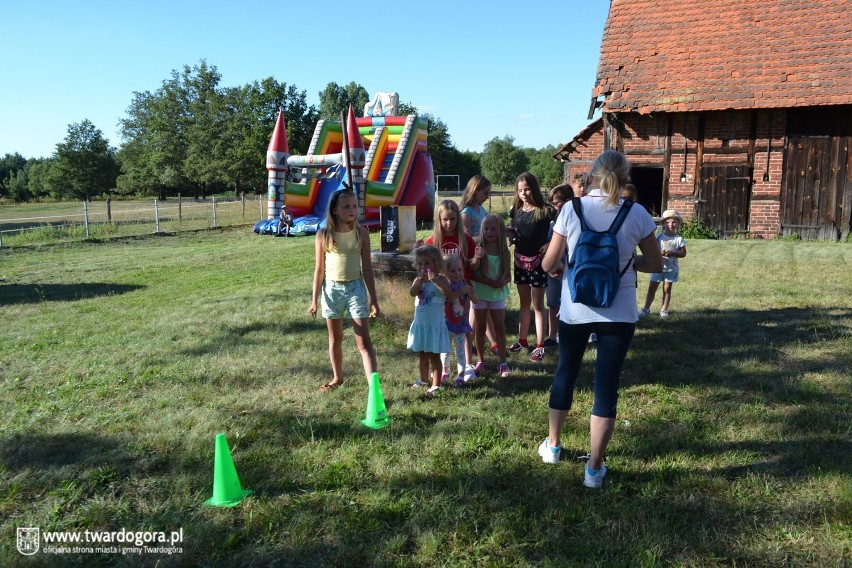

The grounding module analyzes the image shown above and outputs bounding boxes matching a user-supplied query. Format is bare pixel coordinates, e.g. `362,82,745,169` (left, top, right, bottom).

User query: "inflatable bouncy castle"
254,96,434,235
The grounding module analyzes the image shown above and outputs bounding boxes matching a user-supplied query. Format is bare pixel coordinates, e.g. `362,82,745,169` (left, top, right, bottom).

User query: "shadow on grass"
0,283,145,305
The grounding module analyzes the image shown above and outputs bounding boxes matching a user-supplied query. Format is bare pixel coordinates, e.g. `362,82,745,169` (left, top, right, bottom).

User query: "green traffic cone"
204,433,252,507
361,372,391,429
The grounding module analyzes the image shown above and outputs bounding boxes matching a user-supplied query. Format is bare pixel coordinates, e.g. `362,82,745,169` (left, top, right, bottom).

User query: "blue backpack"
566,198,634,308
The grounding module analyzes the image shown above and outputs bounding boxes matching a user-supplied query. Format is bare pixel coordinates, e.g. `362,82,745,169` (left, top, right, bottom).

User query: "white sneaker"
660,310,669,319
411,379,428,389
463,365,477,383
583,464,607,488
538,438,561,464
638,308,651,317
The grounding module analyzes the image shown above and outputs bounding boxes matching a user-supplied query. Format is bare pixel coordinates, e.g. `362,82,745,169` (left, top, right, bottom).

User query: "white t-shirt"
553,189,657,323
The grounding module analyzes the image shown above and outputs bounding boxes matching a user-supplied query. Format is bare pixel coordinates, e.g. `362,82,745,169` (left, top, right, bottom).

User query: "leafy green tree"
119,79,191,198
7,169,29,201
480,136,528,185
0,152,27,199
318,81,369,120
48,120,118,200
525,145,563,189
182,62,227,196
223,78,318,193
25,158,54,200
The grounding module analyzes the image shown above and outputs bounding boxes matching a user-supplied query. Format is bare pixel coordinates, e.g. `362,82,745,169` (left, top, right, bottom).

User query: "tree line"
0,61,563,203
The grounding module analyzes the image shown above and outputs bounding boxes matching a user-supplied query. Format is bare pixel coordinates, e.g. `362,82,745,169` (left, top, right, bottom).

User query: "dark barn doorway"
630,166,664,216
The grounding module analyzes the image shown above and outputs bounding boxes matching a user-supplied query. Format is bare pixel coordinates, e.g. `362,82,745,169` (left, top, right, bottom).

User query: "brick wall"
561,109,787,238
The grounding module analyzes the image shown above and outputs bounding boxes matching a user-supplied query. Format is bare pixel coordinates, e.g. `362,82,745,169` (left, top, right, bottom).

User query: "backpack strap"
607,199,634,235
610,200,634,276
571,197,588,231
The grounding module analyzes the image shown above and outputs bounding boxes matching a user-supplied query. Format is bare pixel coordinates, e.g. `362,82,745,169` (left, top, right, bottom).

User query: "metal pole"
260,194,263,218
154,199,160,233
212,196,217,227
241,192,245,218
178,193,182,222
83,201,90,237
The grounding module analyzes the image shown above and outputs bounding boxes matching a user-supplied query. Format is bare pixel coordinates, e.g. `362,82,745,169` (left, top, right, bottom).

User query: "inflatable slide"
254,102,434,236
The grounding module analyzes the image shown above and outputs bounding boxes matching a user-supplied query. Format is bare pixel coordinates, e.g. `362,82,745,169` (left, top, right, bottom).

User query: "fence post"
212,196,218,227
83,201,90,237
154,199,160,233
178,193,182,222
241,192,245,218
106,198,112,223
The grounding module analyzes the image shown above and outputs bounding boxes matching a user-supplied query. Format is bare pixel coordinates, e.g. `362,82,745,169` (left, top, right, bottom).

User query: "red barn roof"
593,0,852,114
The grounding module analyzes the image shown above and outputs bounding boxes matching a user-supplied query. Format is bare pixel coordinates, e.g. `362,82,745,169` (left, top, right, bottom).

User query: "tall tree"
48,120,118,200
223,78,318,193
182,61,227,196
318,82,369,120
480,136,528,185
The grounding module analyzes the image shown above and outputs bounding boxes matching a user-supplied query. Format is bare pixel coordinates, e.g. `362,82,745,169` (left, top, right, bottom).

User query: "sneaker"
498,362,510,377
411,379,428,389
659,310,669,319
426,385,441,396
490,344,500,357
453,373,465,388
473,361,486,374
440,371,449,384
638,308,651,317
583,464,608,488
530,346,545,362
538,438,561,464
588,333,598,343
543,338,558,348
509,341,529,353
463,366,477,383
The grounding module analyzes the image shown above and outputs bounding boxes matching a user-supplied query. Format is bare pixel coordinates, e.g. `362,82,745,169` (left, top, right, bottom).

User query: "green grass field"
1,229,850,567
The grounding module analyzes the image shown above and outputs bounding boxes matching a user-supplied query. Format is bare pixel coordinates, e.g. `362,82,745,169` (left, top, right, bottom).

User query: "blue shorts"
650,266,679,283
321,279,370,319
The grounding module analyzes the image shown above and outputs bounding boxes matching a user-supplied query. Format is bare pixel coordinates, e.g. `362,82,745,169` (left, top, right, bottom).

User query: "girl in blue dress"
407,245,452,395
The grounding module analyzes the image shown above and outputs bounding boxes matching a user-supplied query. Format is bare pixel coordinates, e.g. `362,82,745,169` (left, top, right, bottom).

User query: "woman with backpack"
537,150,663,489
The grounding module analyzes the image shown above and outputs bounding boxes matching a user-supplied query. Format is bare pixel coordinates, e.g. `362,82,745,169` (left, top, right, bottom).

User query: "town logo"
17,527,40,555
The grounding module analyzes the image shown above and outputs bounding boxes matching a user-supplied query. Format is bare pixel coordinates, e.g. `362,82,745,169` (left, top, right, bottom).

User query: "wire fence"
0,194,267,249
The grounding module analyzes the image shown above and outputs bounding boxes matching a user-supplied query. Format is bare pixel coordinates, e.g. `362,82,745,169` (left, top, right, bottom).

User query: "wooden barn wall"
781,107,852,241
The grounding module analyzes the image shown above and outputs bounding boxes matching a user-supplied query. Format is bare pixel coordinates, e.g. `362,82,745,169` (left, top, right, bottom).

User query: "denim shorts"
546,275,562,308
321,279,370,319
650,265,679,283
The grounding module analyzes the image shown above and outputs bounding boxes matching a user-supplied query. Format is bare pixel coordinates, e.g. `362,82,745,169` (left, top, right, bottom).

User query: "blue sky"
1,1,610,160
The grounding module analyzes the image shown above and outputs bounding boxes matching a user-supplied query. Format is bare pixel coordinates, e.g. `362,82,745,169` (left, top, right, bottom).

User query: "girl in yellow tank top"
308,190,380,392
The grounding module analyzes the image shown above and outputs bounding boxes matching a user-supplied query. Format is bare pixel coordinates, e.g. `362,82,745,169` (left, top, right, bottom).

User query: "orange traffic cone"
361,372,391,429
204,433,252,507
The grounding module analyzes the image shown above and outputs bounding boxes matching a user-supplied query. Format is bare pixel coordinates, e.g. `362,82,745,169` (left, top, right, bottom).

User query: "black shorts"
514,265,548,288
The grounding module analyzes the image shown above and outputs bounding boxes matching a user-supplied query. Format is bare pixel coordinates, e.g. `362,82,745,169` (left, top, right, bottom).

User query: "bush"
680,218,717,239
